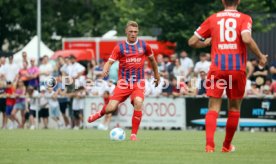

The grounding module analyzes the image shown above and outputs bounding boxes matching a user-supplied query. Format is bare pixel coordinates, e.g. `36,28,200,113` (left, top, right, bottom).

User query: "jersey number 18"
217,18,237,42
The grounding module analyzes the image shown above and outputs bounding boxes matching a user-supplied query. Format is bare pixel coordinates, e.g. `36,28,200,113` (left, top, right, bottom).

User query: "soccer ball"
109,128,126,141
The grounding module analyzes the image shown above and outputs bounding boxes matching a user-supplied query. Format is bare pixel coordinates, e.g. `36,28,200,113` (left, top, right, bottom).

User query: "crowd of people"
0,50,276,129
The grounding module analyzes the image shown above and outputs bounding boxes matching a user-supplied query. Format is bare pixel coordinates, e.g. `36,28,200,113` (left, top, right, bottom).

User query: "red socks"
205,110,218,148
223,111,240,149
131,110,142,135
100,105,107,116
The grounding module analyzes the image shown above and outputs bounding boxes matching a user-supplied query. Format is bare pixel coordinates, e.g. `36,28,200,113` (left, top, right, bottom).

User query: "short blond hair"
126,21,139,29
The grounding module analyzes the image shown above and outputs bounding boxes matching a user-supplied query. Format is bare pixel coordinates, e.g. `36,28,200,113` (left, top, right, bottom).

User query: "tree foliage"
0,0,275,52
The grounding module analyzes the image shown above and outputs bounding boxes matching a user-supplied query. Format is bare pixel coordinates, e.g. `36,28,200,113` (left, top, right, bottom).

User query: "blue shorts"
50,107,60,118
5,105,14,116
14,102,25,110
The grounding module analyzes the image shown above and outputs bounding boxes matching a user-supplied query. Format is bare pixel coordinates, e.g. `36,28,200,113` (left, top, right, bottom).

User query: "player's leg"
205,97,222,151
130,96,143,140
221,99,241,152
87,100,120,123
205,71,224,152
222,71,246,152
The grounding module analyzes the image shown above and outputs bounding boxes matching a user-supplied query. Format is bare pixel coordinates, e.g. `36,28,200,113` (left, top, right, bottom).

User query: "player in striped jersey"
88,21,160,141
188,0,267,152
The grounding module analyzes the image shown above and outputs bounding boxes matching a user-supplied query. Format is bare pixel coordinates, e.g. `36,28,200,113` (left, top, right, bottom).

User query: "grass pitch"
0,130,275,164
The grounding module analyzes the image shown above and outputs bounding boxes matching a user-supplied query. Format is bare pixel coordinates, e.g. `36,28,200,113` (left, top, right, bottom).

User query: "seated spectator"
246,82,261,97
251,60,268,88
270,81,276,97
261,85,272,97
196,69,207,96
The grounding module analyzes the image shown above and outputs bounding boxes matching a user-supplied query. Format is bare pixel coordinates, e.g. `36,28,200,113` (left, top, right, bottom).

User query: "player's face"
126,26,139,43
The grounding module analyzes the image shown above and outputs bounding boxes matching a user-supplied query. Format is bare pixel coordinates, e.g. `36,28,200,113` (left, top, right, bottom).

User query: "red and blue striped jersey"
195,10,252,72
109,39,153,83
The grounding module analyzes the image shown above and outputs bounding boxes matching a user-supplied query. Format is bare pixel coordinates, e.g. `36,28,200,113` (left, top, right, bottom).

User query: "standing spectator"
39,86,49,129
46,87,62,128
0,57,6,77
144,70,153,96
11,80,26,128
60,56,71,76
194,52,211,77
157,54,166,73
0,80,7,129
109,61,119,84
72,87,86,130
67,55,85,88
27,86,40,130
22,51,28,64
2,56,19,83
17,61,29,87
39,55,53,87
27,58,39,89
173,58,186,77
94,59,107,80
167,54,176,75
251,61,269,88
5,81,16,129
179,51,194,82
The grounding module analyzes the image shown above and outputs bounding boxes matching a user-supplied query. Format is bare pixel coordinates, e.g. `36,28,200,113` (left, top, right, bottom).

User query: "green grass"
0,130,275,164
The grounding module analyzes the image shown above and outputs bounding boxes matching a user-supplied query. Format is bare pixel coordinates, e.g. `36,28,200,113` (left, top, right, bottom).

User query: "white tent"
13,35,54,65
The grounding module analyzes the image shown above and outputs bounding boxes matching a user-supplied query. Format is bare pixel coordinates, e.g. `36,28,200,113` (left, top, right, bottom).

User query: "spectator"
270,80,276,97
17,61,29,87
39,55,53,87
163,55,171,71
39,86,49,129
60,56,71,76
27,58,39,89
173,58,185,77
11,80,26,128
94,59,107,80
144,70,153,96
194,52,211,77
179,51,194,82
72,87,86,130
67,55,85,88
88,75,108,96
26,86,40,130
270,60,276,82
0,57,6,77
171,76,181,97
5,81,16,129
0,80,7,129
157,54,166,73
109,61,119,84
246,82,260,97
261,85,272,97
196,69,207,96
167,54,176,75
2,56,19,83
22,51,28,64
251,61,269,88
46,87,62,129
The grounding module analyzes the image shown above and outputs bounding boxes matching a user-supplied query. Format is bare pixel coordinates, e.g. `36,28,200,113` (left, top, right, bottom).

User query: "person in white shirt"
72,86,86,130
194,52,211,78
179,51,194,82
45,87,62,128
0,57,6,77
39,56,53,86
66,55,85,89
88,75,108,96
26,86,40,130
39,86,49,129
2,56,19,83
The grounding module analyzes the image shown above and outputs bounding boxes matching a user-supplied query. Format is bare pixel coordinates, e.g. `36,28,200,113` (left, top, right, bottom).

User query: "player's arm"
188,36,211,48
102,60,115,77
148,55,160,87
242,32,267,66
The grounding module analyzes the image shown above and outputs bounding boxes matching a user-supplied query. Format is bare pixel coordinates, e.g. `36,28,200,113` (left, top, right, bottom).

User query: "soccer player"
87,21,160,141
188,0,267,152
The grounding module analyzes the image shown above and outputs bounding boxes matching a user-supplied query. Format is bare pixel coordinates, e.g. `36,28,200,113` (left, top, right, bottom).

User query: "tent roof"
13,36,54,65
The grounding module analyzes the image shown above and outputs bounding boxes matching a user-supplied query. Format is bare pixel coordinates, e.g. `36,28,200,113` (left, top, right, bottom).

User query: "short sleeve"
194,17,211,40
145,44,153,57
109,46,121,61
241,15,252,34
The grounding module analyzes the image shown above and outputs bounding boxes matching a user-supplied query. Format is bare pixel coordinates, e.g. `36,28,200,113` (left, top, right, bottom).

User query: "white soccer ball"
109,128,126,141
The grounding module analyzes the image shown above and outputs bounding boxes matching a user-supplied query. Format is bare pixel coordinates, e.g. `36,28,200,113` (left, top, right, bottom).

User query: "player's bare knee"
228,99,242,111
133,97,143,110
